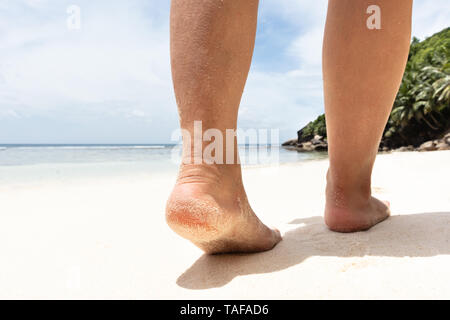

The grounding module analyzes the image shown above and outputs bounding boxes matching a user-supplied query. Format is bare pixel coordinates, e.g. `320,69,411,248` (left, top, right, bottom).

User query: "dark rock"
282,139,298,147
436,142,450,150
394,145,415,152
444,133,450,145
418,141,437,152
311,135,325,145
313,143,328,151
300,141,315,151
283,133,328,152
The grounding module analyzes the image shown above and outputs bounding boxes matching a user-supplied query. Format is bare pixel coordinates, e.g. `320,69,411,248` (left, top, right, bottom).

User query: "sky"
0,0,448,144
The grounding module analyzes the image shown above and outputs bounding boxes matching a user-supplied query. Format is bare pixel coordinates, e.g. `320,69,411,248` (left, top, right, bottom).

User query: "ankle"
176,162,243,193
325,169,372,209
177,163,222,184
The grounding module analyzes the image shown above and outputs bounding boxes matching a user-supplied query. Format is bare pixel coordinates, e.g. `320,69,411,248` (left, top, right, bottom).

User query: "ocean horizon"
0,144,327,186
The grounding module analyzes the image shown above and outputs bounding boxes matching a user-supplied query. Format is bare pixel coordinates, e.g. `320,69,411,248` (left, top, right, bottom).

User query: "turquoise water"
0,144,327,185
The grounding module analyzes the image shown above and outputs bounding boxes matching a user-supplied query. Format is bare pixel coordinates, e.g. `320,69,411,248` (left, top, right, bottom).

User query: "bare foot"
166,164,282,254
324,171,390,233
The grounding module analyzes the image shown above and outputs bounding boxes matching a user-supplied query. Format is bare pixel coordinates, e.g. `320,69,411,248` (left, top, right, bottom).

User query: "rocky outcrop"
391,145,415,152
283,28,450,154
416,133,450,152
282,135,328,152
283,132,450,153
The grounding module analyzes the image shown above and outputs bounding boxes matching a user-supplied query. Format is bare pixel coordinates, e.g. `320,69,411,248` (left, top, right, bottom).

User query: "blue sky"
0,0,449,144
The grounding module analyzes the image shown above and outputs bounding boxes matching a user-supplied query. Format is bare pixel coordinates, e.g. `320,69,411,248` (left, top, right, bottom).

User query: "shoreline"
282,131,450,153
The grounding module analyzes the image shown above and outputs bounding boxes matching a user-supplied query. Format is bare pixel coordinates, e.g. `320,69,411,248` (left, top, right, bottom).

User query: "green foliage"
408,28,450,67
297,114,326,142
384,27,450,147
295,27,450,148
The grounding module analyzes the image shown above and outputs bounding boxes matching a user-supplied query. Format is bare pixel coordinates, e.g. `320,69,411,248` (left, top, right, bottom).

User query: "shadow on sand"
177,212,450,289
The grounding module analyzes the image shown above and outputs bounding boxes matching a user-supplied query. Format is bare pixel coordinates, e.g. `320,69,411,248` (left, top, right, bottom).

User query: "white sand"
0,150,449,299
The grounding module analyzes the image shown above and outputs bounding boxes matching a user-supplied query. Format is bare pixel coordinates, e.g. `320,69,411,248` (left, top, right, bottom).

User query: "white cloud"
240,69,323,140
412,1,450,40
0,0,448,143
0,0,176,143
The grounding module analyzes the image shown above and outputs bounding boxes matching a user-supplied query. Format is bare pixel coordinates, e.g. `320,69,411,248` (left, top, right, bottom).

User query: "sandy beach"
0,150,449,299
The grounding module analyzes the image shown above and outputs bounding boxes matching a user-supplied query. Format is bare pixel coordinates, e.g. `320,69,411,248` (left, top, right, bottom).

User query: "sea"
0,144,327,186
